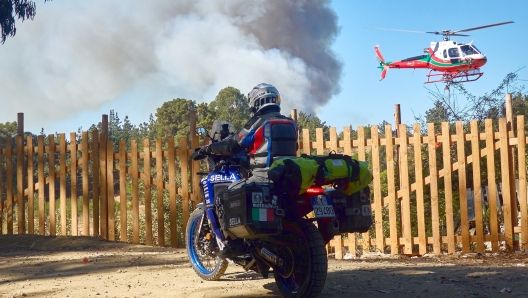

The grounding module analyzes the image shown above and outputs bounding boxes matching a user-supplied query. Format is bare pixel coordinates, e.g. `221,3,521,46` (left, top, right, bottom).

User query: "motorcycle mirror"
196,127,208,137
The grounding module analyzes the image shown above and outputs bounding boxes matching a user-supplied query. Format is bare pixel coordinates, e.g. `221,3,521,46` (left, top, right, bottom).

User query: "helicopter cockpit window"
471,45,481,54
460,45,479,56
448,48,460,58
443,49,447,59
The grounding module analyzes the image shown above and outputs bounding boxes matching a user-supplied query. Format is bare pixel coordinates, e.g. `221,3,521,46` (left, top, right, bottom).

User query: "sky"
1,0,526,135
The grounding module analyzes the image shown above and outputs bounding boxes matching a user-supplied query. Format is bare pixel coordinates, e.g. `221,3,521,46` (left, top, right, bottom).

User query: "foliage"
296,111,330,141
207,87,250,131
0,0,51,44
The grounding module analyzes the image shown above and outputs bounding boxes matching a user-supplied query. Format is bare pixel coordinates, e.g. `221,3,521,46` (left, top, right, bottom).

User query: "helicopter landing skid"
424,68,484,84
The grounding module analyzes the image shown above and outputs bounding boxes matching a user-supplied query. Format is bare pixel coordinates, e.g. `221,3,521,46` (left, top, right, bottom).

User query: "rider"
204,83,299,258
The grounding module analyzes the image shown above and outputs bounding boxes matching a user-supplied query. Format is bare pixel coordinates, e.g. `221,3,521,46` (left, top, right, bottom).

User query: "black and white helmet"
248,83,281,114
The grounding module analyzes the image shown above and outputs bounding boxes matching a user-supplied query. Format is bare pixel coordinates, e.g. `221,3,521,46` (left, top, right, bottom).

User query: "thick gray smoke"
0,0,342,130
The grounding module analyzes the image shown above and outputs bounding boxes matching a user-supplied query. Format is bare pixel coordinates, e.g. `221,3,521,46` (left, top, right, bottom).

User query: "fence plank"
470,121,485,252
328,127,343,258
357,126,370,253
180,137,190,235
499,118,514,251
485,119,499,251
27,136,34,234
191,135,201,204
456,122,470,252
92,130,100,237
6,138,13,234
0,138,3,235
131,140,139,244
413,124,426,254
316,128,324,155
168,138,178,248
100,133,108,240
370,126,384,253
398,124,412,254
342,126,355,253
107,141,115,241
38,136,45,235
427,124,441,254
441,122,455,253
119,140,127,242
156,139,165,247
48,135,56,236
143,139,153,246
81,131,89,236
16,136,24,234
70,133,78,236
59,134,67,236
385,125,398,254
302,129,311,155
517,115,528,250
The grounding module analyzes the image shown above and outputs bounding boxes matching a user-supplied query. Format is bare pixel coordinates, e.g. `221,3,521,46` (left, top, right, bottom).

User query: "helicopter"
372,21,514,86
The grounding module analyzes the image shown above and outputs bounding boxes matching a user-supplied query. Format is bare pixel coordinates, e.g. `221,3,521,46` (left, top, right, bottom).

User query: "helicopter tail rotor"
375,45,389,80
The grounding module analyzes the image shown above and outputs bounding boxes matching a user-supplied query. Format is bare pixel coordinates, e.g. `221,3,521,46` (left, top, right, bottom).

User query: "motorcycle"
186,121,371,297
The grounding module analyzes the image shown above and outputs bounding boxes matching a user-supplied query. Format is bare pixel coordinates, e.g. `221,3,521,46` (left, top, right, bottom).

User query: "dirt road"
1,235,528,298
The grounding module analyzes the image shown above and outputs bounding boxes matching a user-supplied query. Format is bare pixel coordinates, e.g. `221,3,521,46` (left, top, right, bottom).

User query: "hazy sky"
1,0,526,134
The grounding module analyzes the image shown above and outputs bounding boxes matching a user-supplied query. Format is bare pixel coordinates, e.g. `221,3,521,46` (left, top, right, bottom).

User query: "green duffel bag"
300,153,360,184
267,157,323,196
342,161,373,195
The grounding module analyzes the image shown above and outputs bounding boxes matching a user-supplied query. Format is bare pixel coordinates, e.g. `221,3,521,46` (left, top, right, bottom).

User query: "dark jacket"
207,106,298,169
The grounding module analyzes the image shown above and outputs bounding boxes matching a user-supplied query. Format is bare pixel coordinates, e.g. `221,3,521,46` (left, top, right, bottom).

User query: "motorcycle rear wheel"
186,208,228,281
274,221,328,298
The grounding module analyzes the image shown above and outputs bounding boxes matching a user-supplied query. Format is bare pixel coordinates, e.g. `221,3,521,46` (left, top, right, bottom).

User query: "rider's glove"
203,145,212,154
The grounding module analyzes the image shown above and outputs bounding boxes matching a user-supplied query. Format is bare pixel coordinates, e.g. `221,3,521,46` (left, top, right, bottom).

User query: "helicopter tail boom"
375,45,389,80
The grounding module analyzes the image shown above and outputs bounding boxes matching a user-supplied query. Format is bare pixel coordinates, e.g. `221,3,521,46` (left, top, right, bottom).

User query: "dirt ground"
1,235,528,298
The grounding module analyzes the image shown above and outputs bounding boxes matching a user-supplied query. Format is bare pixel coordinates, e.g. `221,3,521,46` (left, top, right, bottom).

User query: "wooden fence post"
70,132,78,236
499,117,514,251
190,111,200,206
505,94,518,248
291,109,300,157
517,115,528,250
100,114,108,239
0,138,3,235
59,134,67,236
16,113,24,234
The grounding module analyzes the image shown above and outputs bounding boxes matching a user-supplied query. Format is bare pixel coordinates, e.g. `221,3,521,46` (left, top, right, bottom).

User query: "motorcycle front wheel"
186,208,228,281
274,221,328,298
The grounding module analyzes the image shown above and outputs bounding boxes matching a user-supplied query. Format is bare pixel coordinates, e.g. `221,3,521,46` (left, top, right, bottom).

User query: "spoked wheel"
186,208,228,281
274,221,328,298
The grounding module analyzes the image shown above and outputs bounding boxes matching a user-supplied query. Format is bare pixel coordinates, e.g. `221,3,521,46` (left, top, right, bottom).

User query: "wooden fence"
1,106,527,257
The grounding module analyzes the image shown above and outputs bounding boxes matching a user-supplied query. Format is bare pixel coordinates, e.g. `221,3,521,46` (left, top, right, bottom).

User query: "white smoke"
0,0,341,130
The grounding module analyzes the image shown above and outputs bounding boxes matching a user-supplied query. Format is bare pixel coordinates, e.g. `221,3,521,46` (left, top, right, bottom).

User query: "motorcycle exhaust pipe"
256,244,283,267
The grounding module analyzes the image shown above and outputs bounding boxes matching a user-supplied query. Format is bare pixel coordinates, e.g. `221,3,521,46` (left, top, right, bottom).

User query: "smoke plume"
0,0,342,130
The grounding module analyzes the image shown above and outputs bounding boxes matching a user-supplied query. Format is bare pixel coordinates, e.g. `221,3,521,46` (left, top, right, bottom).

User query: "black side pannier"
327,186,373,233
222,182,283,239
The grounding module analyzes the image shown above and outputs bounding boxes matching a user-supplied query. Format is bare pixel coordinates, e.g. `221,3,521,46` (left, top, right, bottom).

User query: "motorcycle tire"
186,208,228,281
274,221,328,298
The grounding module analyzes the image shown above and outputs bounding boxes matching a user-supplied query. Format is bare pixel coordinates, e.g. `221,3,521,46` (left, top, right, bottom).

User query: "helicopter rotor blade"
364,27,429,34
453,21,514,33
426,31,470,37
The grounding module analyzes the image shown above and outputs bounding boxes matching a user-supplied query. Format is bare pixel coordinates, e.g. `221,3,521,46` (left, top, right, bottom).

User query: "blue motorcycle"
186,121,370,297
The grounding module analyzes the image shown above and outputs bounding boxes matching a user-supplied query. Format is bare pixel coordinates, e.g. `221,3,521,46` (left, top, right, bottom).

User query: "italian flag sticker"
252,208,275,221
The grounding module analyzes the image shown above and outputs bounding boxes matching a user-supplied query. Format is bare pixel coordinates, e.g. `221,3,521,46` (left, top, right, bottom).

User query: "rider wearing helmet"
205,83,298,176
204,83,298,258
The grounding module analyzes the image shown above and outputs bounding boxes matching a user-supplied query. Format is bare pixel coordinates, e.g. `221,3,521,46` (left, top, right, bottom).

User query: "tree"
154,98,197,140
207,87,250,131
425,69,524,124
0,121,17,137
296,111,330,142
0,0,50,44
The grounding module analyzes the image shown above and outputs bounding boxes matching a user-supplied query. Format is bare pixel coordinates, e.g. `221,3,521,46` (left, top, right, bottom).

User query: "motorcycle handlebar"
191,148,207,160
